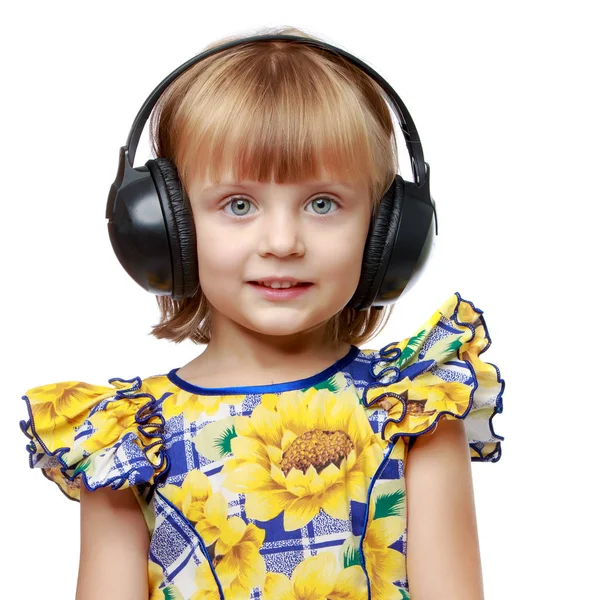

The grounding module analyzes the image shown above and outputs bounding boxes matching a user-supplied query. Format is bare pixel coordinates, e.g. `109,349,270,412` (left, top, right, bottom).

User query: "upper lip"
250,277,311,284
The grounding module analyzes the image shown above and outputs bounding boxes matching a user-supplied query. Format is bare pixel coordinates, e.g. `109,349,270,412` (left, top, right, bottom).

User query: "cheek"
319,227,367,272
193,224,241,277
196,239,238,271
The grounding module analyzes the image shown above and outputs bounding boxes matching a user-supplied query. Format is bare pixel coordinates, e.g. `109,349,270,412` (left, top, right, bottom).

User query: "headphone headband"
124,34,427,187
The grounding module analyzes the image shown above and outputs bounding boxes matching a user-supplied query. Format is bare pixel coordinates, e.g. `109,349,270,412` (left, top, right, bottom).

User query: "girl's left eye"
307,196,340,215
222,195,340,217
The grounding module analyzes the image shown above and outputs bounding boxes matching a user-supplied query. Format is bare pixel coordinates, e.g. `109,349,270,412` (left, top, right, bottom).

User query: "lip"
249,277,312,285
248,281,313,300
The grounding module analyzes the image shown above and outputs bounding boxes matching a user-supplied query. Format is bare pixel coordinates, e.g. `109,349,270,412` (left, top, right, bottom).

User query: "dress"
19,292,504,600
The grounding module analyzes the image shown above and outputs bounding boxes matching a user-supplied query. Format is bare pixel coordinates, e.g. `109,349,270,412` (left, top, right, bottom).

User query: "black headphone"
106,34,438,311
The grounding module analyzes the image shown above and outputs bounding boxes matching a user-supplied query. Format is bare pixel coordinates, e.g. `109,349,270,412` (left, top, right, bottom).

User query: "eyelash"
221,195,341,218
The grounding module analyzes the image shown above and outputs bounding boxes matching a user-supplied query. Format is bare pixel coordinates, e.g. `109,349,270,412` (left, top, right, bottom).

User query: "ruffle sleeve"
362,291,505,462
19,375,169,501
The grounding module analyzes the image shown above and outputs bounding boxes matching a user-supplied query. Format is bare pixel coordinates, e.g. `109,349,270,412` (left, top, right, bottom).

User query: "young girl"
20,26,504,600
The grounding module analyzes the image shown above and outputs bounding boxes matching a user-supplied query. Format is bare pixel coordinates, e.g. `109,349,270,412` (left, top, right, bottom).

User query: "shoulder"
405,418,470,492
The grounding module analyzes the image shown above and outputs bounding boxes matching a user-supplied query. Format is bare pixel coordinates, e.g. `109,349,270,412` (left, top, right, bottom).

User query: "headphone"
106,34,438,311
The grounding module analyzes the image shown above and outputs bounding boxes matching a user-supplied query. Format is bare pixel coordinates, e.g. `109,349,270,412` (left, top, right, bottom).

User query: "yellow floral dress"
20,292,504,600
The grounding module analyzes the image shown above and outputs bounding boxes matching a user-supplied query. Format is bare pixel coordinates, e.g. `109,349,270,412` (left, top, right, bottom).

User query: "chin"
248,322,313,337
240,313,318,336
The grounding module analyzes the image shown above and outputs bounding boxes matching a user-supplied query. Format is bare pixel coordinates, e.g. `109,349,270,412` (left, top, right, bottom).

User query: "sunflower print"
221,387,387,531
20,292,504,599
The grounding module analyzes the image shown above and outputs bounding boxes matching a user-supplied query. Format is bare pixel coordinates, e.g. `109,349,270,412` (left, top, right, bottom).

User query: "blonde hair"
149,26,399,346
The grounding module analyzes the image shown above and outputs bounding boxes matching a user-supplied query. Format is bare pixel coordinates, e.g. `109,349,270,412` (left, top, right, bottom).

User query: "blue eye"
224,197,255,217
222,195,340,217
307,196,339,215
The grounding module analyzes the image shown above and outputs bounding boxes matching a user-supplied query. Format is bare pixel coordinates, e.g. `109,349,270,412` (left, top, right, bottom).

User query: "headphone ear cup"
145,158,199,300
349,176,404,311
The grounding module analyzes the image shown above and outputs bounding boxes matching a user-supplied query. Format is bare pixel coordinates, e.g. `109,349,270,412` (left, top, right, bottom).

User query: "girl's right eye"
222,196,256,217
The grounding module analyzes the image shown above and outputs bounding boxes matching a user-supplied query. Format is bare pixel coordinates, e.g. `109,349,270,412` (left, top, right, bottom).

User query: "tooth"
261,282,297,288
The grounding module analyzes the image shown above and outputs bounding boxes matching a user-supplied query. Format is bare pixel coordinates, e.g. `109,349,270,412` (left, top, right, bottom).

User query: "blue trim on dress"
154,488,225,600
358,441,397,600
166,344,361,395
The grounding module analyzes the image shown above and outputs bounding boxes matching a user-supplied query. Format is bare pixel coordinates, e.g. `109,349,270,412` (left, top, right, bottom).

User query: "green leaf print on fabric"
215,424,237,457
395,329,427,370
343,544,363,568
373,489,405,520
162,585,184,600
304,371,347,393
194,417,237,461
423,335,464,364
73,456,91,477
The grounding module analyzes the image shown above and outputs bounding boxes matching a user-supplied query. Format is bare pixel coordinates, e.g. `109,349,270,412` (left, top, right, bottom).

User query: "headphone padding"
349,176,404,310
146,158,199,300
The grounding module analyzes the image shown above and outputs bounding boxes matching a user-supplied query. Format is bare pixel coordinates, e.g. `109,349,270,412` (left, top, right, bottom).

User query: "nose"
257,207,306,257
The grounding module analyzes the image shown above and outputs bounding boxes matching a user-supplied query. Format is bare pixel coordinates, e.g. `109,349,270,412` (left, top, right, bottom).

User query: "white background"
2,0,597,597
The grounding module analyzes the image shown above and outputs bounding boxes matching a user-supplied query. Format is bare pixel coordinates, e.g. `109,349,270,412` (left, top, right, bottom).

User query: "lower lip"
248,282,313,300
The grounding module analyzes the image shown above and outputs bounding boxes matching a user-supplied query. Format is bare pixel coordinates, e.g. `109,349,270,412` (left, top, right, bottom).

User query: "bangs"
169,44,393,200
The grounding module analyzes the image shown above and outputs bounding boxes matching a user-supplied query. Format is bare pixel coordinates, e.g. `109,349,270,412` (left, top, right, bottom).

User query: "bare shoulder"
405,418,485,600
76,485,150,600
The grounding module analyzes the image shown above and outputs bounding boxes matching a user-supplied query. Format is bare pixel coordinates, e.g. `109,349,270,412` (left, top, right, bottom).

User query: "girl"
20,26,504,600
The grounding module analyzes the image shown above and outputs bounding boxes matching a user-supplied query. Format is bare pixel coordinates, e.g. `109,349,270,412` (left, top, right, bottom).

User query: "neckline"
166,344,361,395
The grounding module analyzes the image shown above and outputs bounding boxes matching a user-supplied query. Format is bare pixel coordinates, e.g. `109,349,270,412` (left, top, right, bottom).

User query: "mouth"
248,281,313,289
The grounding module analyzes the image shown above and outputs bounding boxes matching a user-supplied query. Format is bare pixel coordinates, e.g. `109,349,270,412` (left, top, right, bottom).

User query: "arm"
405,418,485,600
75,485,150,600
